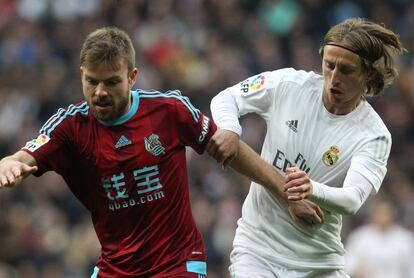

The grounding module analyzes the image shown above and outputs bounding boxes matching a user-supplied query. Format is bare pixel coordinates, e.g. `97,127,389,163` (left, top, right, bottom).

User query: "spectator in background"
345,198,414,278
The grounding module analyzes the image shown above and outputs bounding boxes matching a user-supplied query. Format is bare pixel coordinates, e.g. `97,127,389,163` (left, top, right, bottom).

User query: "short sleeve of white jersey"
211,68,296,135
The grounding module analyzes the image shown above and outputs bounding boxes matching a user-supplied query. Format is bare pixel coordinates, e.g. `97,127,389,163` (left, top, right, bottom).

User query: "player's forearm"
308,180,371,215
230,140,287,201
1,151,37,166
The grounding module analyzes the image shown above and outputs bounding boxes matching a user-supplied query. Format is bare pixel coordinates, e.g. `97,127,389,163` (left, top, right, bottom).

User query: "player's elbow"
341,200,362,215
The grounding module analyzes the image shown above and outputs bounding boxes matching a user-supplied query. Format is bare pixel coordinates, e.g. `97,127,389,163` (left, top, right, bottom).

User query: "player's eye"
339,67,354,75
87,78,99,86
325,61,335,70
105,80,120,86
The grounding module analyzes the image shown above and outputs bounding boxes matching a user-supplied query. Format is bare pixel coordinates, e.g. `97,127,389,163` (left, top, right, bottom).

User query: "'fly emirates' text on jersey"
23,90,216,277
211,68,391,270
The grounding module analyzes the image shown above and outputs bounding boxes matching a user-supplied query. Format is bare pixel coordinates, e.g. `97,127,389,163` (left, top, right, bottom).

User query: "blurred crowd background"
1,0,414,277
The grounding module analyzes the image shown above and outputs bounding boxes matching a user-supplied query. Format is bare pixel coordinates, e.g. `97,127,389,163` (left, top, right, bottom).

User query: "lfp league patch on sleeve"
240,74,266,93
23,134,50,152
249,74,266,91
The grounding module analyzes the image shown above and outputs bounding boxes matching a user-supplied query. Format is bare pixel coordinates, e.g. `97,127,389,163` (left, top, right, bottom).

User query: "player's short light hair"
80,27,135,73
319,18,406,96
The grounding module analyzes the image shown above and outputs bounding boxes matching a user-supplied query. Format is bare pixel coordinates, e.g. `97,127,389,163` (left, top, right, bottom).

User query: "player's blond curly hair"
319,18,407,96
80,27,135,73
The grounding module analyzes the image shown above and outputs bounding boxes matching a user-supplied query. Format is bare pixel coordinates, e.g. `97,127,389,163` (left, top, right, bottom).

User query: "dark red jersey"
22,90,216,277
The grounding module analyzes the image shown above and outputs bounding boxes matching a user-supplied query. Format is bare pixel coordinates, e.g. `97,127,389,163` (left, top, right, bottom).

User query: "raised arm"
0,151,38,188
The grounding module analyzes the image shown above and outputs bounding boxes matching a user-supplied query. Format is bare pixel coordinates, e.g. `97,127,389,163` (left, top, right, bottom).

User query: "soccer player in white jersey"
207,18,406,277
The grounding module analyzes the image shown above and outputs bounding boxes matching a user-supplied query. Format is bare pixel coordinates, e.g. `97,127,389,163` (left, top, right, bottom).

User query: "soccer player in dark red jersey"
0,27,322,277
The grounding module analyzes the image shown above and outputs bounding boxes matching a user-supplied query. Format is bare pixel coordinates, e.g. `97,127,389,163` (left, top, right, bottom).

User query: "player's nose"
330,68,341,87
95,82,108,97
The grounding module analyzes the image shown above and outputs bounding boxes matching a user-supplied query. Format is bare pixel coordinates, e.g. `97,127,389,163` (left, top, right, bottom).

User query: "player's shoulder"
268,67,322,86
137,89,201,122
258,68,322,101
57,101,89,117
260,68,322,98
137,89,198,110
138,89,186,104
59,101,90,123
357,100,391,139
40,101,89,136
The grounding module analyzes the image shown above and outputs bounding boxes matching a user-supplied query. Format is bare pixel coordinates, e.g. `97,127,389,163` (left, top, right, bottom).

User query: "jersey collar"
98,90,139,126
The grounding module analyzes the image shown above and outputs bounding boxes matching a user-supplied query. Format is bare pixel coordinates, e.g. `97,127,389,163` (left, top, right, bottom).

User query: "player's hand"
284,167,312,201
0,160,38,189
288,199,324,227
206,129,239,170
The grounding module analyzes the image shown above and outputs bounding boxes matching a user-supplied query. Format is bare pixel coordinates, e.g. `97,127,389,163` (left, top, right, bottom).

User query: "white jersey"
211,68,391,269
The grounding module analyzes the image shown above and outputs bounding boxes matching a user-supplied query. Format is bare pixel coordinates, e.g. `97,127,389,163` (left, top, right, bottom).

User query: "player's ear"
80,66,84,79
128,68,138,88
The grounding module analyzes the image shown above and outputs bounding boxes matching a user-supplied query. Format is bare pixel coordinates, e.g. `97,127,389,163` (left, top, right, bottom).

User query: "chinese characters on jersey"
101,165,165,211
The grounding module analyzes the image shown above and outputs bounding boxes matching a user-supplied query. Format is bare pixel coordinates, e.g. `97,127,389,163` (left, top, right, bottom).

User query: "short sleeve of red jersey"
175,96,217,154
21,103,87,176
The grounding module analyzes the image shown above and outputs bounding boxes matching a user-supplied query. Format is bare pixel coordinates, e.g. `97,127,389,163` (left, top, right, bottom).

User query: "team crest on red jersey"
144,134,166,156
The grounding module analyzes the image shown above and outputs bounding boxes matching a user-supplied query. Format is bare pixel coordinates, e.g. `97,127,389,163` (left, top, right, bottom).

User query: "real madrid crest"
322,146,339,166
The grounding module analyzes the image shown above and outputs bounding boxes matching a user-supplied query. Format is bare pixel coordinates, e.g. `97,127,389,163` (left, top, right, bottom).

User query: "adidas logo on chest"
285,120,298,133
115,135,132,149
